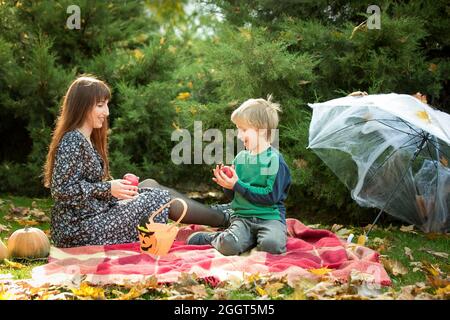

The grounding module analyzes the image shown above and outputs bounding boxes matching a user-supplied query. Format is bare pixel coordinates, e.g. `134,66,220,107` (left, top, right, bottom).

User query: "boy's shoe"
186,231,216,245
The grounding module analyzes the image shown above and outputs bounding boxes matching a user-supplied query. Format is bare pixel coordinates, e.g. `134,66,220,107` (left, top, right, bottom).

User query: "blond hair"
231,94,281,141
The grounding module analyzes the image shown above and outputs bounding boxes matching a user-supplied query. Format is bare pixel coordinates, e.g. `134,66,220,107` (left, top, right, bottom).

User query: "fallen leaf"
187,284,208,299
264,282,285,298
71,282,105,300
404,247,414,261
17,219,40,227
381,257,408,276
331,224,343,233
412,92,428,104
255,286,267,297
421,261,442,277
3,259,26,269
427,275,450,289
212,288,228,300
116,287,146,300
357,235,367,246
370,237,389,252
416,110,431,123
167,293,195,300
400,225,417,234
309,267,333,276
336,228,353,238
419,248,449,259
435,284,450,298
410,261,423,272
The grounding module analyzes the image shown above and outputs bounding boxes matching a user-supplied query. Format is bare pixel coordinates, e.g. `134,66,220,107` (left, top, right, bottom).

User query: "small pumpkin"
7,227,50,259
0,239,7,260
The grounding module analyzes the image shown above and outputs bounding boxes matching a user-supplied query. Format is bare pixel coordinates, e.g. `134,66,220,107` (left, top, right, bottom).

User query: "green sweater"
225,147,291,221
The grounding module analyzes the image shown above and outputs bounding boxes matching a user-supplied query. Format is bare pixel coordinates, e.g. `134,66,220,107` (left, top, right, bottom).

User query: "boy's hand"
212,164,238,190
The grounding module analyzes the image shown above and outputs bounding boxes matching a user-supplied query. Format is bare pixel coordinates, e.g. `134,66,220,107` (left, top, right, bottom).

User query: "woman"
43,75,229,247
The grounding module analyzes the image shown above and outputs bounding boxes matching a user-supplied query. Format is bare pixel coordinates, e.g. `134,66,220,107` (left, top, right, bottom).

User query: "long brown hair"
43,75,112,188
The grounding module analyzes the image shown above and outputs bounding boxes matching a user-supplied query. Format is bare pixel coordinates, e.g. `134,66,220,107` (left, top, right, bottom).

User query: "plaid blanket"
31,219,391,287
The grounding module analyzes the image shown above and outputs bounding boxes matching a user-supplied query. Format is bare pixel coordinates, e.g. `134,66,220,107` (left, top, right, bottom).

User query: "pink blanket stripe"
31,219,391,287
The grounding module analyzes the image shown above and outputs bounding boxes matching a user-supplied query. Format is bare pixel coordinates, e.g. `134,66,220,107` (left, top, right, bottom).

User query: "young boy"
187,95,292,255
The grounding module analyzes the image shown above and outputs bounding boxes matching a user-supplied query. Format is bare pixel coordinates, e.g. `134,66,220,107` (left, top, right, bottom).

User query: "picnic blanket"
31,219,391,287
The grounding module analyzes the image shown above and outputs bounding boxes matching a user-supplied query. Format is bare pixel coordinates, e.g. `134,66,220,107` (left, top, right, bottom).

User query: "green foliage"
0,0,448,224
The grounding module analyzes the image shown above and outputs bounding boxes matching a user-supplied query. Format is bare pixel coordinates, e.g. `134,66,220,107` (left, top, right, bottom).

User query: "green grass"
1,195,449,296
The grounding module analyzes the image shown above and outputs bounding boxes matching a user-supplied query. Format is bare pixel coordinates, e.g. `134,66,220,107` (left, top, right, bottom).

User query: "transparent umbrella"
307,93,450,235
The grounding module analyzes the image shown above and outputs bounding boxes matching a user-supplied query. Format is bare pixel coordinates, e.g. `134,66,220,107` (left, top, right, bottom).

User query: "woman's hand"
212,164,238,190
110,179,139,200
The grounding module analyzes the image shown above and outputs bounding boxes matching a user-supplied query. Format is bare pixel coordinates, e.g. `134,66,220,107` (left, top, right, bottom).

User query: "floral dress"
50,130,170,247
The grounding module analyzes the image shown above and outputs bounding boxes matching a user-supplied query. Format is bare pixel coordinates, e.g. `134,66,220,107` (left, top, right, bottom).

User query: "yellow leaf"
287,287,306,300
176,92,191,100
245,273,261,283
17,219,39,227
133,49,144,60
309,267,332,276
172,121,181,131
421,261,442,277
159,37,165,45
264,282,284,298
357,235,367,246
3,259,25,269
428,63,437,73
255,286,267,296
117,287,145,300
240,28,252,40
435,284,450,296
187,81,193,89
349,21,367,39
71,282,105,300
168,46,177,54
416,110,431,123
381,257,408,276
0,286,15,300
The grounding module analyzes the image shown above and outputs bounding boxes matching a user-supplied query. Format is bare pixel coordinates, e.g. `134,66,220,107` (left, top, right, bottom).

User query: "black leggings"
138,179,230,228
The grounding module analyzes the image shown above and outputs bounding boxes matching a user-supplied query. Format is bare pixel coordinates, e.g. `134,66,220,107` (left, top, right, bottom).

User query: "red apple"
123,173,139,186
221,166,233,178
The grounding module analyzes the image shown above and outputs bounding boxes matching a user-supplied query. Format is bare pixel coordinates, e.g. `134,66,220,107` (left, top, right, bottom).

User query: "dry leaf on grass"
2,259,26,269
309,267,333,276
381,257,408,276
404,247,414,261
71,282,105,300
419,248,449,259
435,285,450,298
400,225,417,234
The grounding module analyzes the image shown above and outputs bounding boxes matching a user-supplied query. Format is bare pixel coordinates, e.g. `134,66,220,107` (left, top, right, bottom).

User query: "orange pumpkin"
0,239,7,260
7,227,50,259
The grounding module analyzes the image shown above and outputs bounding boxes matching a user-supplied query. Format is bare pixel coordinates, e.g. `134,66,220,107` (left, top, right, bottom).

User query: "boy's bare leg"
139,179,230,227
